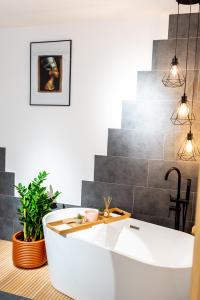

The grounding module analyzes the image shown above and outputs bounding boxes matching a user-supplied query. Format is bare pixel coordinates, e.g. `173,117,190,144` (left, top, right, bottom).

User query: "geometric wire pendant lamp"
162,2,185,87
171,3,195,126
177,0,200,161
170,93,195,125
177,127,200,161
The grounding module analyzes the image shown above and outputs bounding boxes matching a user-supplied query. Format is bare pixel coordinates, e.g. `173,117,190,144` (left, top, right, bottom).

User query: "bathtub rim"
43,208,194,270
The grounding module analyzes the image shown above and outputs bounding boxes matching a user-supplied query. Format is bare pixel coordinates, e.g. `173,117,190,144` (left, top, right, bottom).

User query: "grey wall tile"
0,172,15,196
0,148,5,172
152,38,200,71
134,212,192,233
133,212,175,229
94,155,148,186
0,217,13,240
134,187,176,218
81,180,133,212
134,186,193,221
0,195,19,220
136,70,197,101
121,99,178,131
78,12,199,235
121,100,135,129
148,160,199,192
53,203,80,209
168,13,199,39
164,128,188,161
13,220,23,233
164,127,200,161
107,128,164,159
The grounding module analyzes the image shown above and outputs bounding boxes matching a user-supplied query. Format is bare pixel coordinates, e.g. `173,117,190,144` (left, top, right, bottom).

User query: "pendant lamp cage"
177,127,200,161
162,3,185,87
177,1,200,161
171,4,195,126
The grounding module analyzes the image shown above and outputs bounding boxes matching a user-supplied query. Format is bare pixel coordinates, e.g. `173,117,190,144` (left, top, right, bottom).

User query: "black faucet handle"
169,195,176,203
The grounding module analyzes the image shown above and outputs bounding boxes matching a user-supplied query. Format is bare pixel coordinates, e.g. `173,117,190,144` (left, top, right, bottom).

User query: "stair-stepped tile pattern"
0,195,23,240
0,148,6,172
107,128,164,159
0,172,15,196
152,38,200,71
81,180,134,212
94,155,148,186
136,70,198,101
0,147,19,240
168,13,200,39
148,160,199,192
81,12,200,232
121,99,181,131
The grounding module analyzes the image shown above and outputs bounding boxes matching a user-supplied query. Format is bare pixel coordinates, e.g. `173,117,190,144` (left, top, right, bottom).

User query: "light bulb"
178,130,200,161
177,102,189,118
185,140,193,154
162,56,185,88
171,65,178,78
170,93,195,126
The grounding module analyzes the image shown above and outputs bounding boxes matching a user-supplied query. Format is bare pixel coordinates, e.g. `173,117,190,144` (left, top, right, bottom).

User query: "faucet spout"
164,167,181,200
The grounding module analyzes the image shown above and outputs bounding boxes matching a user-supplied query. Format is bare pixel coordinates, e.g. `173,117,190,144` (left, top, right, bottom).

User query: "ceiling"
0,0,198,27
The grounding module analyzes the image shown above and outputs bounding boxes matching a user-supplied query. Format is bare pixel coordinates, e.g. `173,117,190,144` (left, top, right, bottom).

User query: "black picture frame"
30,40,72,107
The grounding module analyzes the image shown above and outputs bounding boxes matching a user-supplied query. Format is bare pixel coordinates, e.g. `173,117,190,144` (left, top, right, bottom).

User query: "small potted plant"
13,171,60,269
74,214,84,224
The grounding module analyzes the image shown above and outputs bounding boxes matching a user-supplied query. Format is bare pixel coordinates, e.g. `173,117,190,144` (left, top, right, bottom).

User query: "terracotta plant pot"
12,231,47,269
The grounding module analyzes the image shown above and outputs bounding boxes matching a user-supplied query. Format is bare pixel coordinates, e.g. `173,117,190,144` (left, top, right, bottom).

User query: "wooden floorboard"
0,240,73,300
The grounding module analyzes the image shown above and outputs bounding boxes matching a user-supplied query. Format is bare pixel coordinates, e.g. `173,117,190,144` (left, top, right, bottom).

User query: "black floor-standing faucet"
165,167,182,230
164,167,191,231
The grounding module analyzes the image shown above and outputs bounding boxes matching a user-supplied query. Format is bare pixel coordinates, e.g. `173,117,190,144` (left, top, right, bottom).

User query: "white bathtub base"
43,208,193,300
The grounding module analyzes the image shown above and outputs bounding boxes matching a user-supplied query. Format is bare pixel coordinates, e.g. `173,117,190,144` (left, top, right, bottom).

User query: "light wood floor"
0,240,73,300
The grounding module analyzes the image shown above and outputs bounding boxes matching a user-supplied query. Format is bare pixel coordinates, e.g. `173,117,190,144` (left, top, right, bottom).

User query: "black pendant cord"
175,3,180,57
189,121,192,133
184,4,192,94
191,4,200,113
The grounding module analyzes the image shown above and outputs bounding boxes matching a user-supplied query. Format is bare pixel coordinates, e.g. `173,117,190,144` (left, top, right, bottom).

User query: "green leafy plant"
76,214,84,220
15,171,60,242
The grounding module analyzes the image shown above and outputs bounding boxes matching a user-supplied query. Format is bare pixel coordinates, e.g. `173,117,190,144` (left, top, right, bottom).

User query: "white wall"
0,7,172,204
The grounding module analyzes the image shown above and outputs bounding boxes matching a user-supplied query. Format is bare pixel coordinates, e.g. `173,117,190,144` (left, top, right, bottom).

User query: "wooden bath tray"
46,208,131,235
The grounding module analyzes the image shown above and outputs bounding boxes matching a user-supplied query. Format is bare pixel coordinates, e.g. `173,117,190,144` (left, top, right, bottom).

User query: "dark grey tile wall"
121,99,176,131
136,70,197,101
152,38,200,71
0,172,15,196
148,160,199,192
107,128,164,159
94,155,148,186
0,148,18,240
82,180,134,212
0,194,78,241
168,13,199,39
0,195,20,220
0,196,20,240
0,148,6,172
1,14,199,238
134,187,194,221
81,12,200,233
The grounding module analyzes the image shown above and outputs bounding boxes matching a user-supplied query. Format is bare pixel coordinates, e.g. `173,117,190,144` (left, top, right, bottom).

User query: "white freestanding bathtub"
43,208,194,300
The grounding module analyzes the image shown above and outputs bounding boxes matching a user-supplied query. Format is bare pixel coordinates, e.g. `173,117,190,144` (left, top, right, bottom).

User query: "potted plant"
13,171,60,269
74,213,84,224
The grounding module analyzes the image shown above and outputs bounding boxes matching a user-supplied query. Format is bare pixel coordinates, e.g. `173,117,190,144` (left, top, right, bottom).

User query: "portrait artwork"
38,55,62,93
30,40,72,106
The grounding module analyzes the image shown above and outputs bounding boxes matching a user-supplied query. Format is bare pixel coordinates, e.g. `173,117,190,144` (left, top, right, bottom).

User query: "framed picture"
30,40,72,106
